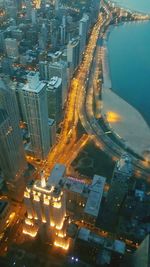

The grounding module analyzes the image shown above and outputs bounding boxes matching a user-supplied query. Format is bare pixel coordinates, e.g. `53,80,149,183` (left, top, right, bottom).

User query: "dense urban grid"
0,0,150,266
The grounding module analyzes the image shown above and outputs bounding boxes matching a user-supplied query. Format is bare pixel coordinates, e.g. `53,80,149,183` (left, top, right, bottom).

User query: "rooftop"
84,175,106,217
64,177,88,195
48,118,55,126
47,76,62,89
116,153,133,175
47,163,66,188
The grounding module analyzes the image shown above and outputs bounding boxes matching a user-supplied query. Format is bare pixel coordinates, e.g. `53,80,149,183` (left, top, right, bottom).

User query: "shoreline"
101,23,150,160
101,86,150,159
106,0,150,15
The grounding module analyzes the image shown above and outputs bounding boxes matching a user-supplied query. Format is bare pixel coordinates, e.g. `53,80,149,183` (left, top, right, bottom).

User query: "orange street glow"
106,111,122,123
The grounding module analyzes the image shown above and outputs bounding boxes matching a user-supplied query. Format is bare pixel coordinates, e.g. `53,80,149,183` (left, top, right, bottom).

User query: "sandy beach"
101,87,150,159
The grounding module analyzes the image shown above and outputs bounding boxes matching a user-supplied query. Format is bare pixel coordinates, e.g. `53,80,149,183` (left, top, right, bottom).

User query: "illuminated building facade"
23,163,106,250
33,0,41,9
23,164,69,250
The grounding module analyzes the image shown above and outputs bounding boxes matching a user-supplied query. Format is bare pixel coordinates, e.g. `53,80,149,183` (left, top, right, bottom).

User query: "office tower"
132,235,150,267
38,23,48,50
0,80,27,199
23,164,69,249
101,153,133,231
60,25,65,45
48,61,68,107
79,14,89,60
39,61,48,80
67,38,80,77
46,77,62,125
5,38,19,59
48,118,56,147
60,15,66,45
21,72,50,159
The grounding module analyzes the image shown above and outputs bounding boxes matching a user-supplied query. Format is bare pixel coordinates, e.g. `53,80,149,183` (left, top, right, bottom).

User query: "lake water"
108,0,150,14
107,9,150,126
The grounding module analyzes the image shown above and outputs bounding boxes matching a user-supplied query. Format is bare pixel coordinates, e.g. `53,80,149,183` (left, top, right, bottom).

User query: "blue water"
108,0,150,13
107,21,150,126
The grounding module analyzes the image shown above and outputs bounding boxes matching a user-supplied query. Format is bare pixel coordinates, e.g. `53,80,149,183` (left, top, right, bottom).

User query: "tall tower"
21,72,50,159
46,76,62,125
23,164,69,249
101,153,133,231
67,38,80,77
48,61,68,107
79,14,89,61
0,80,27,199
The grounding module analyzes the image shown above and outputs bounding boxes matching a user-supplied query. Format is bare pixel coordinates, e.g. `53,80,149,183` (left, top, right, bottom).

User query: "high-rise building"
101,153,133,231
39,61,48,80
46,76,62,125
0,80,27,199
38,23,48,50
23,164,69,249
48,118,56,147
67,38,80,77
21,72,50,159
48,61,68,107
79,14,89,60
23,163,107,249
5,38,19,59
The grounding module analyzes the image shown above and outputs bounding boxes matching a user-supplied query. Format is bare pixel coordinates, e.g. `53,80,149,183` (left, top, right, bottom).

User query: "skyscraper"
0,80,27,199
39,61,48,80
101,153,133,231
67,38,80,77
21,72,50,160
46,76,62,125
23,164,69,248
79,14,89,60
48,61,68,107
